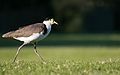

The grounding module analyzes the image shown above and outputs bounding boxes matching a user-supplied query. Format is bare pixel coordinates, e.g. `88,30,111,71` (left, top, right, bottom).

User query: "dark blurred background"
0,0,120,46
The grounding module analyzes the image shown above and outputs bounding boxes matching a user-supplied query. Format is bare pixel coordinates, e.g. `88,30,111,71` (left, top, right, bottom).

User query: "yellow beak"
54,21,58,25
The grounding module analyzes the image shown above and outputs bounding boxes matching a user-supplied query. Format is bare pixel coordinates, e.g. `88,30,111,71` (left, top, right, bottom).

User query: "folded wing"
2,23,45,38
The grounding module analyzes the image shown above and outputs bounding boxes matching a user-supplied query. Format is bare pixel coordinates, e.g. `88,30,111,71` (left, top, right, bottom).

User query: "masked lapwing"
2,18,58,63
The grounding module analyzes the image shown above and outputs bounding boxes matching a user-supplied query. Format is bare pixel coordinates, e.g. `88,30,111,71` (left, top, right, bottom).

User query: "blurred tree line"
0,0,119,33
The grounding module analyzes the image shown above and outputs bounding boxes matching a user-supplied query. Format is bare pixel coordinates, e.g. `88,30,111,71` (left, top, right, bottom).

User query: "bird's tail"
2,31,14,38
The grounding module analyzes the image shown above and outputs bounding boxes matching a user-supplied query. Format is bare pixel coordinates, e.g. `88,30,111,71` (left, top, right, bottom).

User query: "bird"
2,18,58,63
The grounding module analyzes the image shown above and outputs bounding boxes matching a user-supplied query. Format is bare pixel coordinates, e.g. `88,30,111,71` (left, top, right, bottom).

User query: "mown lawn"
0,46,120,75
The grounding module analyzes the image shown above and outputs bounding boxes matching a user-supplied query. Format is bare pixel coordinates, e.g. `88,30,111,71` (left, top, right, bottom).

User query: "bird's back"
2,23,45,38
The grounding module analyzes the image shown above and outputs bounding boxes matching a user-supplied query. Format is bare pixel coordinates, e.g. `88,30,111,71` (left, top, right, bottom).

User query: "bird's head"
43,18,58,25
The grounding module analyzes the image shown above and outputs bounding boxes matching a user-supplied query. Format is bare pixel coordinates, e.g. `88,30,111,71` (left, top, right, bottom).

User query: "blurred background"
0,0,120,46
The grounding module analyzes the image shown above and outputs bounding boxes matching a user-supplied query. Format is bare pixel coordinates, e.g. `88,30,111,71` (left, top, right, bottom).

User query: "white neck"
43,21,51,26
43,21,51,33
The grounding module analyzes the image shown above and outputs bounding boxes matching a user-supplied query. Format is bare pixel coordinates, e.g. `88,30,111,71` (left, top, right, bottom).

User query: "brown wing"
2,23,45,38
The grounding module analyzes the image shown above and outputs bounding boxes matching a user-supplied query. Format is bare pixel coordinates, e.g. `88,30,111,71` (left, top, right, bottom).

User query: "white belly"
14,32,48,44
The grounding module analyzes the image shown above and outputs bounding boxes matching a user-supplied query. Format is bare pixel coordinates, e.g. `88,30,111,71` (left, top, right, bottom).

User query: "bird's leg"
33,42,46,64
12,43,26,63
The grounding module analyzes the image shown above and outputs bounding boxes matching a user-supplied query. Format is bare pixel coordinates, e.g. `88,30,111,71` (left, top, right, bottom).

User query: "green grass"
0,46,120,75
